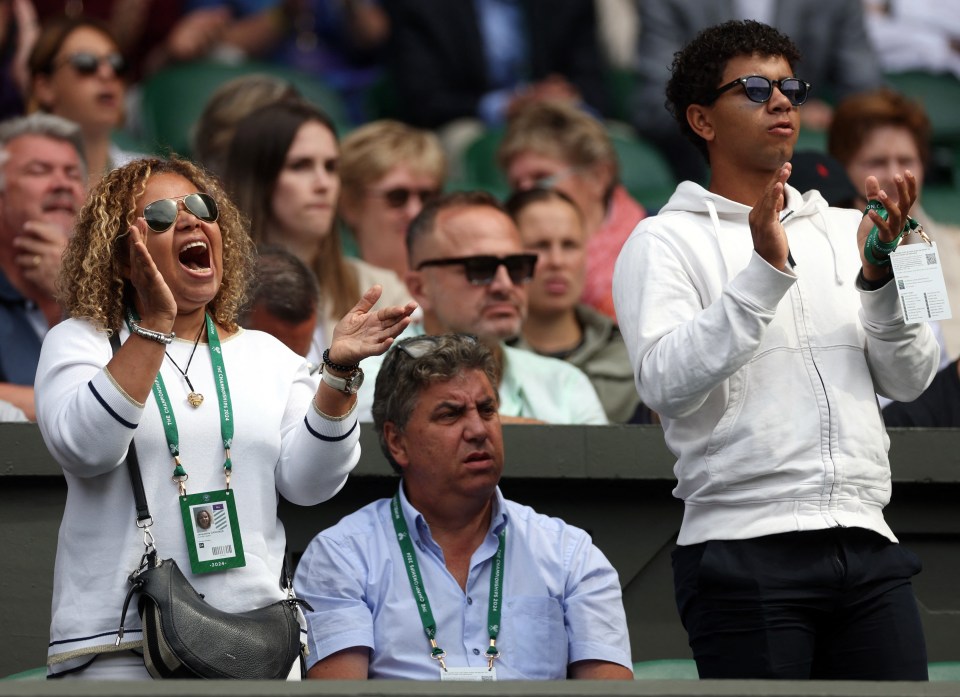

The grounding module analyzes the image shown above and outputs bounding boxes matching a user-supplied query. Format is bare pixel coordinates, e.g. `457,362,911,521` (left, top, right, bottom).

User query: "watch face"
345,369,364,394
322,365,364,395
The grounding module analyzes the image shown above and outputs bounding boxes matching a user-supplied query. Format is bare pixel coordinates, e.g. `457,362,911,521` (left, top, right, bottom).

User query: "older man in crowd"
296,333,632,680
0,113,86,420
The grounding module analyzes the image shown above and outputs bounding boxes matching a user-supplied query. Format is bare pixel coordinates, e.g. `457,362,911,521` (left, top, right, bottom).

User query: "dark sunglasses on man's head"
56,51,127,77
143,193,219,233
416,254,538,286
713,75,810,107
372,187,440,209
395,333,479,360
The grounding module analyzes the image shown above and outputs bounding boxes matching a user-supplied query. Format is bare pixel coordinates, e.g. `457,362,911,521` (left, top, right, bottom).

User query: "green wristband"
862,199,908,266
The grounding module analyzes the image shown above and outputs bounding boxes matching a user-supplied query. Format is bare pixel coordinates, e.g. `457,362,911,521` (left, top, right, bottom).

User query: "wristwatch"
320,364,364,395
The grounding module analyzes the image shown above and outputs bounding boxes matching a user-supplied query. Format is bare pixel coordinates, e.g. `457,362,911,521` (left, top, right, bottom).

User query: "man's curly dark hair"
665,20,802,163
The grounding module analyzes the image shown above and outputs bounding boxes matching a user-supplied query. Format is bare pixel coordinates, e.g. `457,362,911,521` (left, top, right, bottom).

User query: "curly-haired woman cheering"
34,157,415,679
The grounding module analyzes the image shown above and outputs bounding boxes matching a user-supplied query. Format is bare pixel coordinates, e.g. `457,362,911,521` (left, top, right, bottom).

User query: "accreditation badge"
180,489,246,574
441,667,498,681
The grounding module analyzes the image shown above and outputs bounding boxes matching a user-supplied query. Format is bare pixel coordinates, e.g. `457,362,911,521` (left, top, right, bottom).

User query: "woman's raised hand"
328,285,417,366
127,218,177,330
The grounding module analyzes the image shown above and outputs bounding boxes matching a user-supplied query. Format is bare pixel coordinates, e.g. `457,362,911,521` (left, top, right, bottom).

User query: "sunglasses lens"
107,53,127,75
504,255,536,284
143,199,177,232
384,189,410,208
463,257,499,284
742,77,772,103
397,336,440,359
69,53,99,75
184,193,219,223
780,79,807,106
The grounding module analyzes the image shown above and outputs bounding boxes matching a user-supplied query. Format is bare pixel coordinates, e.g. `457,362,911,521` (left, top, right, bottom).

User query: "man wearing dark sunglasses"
354,191,606,425
613,20,938,681
0,113,87,422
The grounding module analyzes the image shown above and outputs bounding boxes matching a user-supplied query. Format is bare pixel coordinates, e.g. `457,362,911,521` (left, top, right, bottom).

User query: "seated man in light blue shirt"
295,333,633,680
353,190,607,424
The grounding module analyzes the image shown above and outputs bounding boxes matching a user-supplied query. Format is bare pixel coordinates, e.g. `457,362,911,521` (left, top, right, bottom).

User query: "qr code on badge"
926,253,938,265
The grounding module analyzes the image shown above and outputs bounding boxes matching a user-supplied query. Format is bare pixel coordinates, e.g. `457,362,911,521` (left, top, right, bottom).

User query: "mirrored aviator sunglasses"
143,193,219,233
64,51,128,76
416,253,538,285
395,333,479,359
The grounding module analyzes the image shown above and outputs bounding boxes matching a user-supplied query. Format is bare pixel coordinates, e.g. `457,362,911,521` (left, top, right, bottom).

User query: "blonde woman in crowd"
338,120,445,280
497,101,645,320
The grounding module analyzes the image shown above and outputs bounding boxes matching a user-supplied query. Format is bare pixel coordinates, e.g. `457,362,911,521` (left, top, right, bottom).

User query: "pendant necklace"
165,321,205,407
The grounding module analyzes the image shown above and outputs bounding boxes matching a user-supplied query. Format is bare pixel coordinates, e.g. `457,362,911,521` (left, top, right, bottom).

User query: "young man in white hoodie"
613,20,939,680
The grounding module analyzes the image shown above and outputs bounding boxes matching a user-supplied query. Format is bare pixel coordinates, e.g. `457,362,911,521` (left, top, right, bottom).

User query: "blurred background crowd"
2,0,960,425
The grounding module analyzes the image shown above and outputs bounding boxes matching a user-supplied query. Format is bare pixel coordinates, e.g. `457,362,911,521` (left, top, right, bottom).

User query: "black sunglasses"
372,187,440,209
56,51,127,77
416,254,538,286
143,193,219,233
395,333,479,360
713,75,810,107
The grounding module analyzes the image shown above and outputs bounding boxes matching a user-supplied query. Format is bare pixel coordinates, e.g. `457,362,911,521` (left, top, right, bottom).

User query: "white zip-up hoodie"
613,181,939,545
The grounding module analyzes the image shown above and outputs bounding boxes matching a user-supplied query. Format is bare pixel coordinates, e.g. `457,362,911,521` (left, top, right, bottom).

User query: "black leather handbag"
125,552,305,679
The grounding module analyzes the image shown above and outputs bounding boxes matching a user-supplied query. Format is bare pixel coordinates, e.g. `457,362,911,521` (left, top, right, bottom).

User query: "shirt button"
473,648,480,655
467,597,473,605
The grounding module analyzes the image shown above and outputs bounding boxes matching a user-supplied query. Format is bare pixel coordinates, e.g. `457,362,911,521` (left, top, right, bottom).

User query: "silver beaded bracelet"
129,321,176,345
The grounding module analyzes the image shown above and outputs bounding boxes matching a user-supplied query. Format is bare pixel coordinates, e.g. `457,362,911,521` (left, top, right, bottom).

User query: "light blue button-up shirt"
356,323,608,424
294,485,632,680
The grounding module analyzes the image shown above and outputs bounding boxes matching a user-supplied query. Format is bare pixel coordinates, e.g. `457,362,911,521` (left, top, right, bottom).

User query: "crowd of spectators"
2,0,960,683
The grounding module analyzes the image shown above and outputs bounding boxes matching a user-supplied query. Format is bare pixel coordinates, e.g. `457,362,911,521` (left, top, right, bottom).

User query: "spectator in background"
183,0,389,124
883,358,960,427
338,120,445,280
828,88,960,355
497,101,645,320
223,98,411,367
863,0,960,79
295,333,633,680
786,150,859,209
28,17,137,188
384,0,607,164
0,113,86,421
633,0,884,184
355,191,608,425
505,188,650,424
0,0,40,120
240,244,319,361
192,73,301,178
33,1,231,82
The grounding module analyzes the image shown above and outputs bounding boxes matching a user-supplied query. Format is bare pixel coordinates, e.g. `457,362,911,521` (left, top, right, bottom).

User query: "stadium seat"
139,59,351,158
632,659,698,680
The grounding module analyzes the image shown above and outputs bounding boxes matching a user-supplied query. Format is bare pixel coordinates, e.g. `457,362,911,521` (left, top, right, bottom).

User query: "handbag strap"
109,333,152,526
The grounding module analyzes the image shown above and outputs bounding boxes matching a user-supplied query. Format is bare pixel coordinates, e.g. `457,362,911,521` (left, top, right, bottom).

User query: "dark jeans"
672,527,928,680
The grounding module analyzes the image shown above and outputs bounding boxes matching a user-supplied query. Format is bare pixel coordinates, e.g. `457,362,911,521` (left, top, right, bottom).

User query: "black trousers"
672,527,928,680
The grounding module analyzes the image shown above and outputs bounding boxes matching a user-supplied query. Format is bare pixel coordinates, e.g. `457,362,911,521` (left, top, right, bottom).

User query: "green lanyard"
391,491,505,672
126,310,234,494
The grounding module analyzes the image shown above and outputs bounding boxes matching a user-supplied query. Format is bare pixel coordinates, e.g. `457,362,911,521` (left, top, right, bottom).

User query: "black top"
882,359,960,427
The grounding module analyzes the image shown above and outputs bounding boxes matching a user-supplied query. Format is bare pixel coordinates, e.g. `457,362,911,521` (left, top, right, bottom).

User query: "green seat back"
140,59,350,158
632,659,698,680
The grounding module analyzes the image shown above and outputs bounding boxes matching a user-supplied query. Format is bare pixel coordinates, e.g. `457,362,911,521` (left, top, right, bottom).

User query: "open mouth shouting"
178,240,212,274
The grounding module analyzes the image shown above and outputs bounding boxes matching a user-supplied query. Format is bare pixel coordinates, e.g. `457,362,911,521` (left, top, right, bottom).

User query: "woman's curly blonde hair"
59,157,255,333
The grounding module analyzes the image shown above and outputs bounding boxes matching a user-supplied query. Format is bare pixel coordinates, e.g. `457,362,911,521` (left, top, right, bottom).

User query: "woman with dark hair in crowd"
28,16,135,187
223,99,411,366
